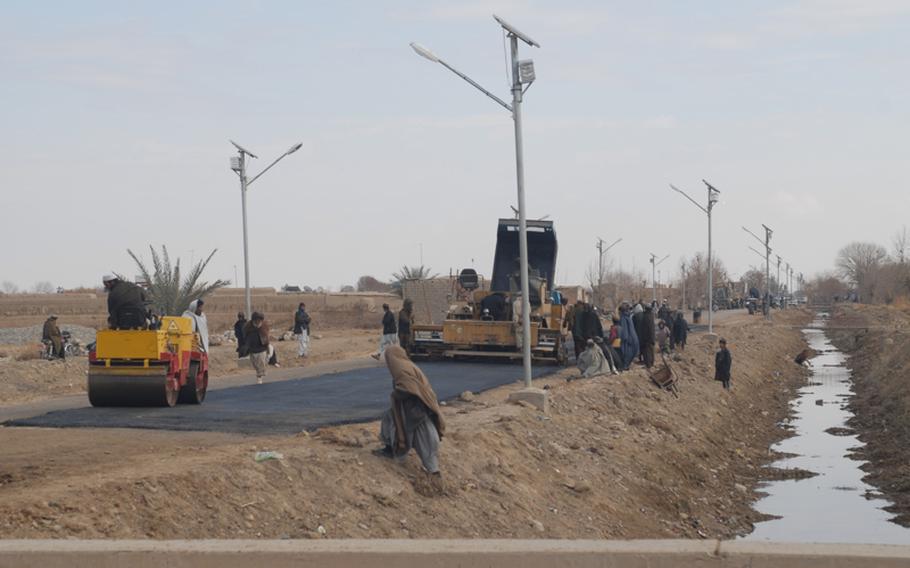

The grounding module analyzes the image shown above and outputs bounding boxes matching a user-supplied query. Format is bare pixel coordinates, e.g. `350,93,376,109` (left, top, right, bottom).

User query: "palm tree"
127,245,228,316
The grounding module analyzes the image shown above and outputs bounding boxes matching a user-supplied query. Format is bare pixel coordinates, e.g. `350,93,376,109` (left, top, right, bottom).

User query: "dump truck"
411,218,565,364
87,316,209,407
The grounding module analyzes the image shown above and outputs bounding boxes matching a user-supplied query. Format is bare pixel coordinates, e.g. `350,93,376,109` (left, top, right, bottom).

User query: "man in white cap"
102,274,148,329
182,299,209,352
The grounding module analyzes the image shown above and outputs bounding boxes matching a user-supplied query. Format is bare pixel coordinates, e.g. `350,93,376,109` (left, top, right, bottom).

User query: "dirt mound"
828,304,910,526
0,311,812,539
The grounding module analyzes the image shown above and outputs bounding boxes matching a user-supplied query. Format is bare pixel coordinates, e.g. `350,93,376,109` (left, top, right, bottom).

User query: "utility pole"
595,237,622,308
649,252,669,304
776,255,782,309
670,180,721,333
230,140,303,318
680,262,687,311
411,15,540,391
743,224,773,321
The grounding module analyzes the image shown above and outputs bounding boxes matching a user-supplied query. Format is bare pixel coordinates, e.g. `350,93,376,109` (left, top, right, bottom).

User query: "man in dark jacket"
234,312,247,357
639,306,656,368
103,274,147,329
371,303,398,360
480,292,508,321
715,338,732,389
672,311,689,351
398,299,414,353
42,315,64,359
244,312,270,384
293,302,312,358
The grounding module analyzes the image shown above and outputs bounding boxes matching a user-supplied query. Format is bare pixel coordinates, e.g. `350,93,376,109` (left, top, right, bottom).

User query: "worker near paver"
568,300,584,357
575,338,609,379
182,299,209,353
480,292,507,321
619,304,639,371
594,336,619,375
656,320,670,355
244,312,270,384
608,315,624,371
102,274,148,329
293,302,311,358
632,302,645,362
398,299,414,353
672,311,689,351
715,338,732,390
42,314,64,359
371,303,398,360
573,303,603,358
639,305,656,368
233,312,247,357
376,346,444,477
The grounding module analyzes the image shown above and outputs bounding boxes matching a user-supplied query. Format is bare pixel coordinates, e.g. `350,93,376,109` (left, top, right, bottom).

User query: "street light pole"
669,180,720,333
649,252,669,304
411,15,540,388
595,237,622,308
230,140,303,318
743,224,773,321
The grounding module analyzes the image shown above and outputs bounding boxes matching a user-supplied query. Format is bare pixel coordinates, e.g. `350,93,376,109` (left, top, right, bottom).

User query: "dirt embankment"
0,311,811,539
827,304,910,526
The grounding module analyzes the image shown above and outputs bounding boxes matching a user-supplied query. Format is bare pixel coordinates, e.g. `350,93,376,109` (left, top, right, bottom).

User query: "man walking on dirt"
371,303,398,360
715,338,732,390
398,299,414,354
42,315,64,359
244,312,270,384
294,302,311,358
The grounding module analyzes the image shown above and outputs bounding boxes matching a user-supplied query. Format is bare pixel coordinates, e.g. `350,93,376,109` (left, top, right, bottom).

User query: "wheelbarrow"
649,352,679,398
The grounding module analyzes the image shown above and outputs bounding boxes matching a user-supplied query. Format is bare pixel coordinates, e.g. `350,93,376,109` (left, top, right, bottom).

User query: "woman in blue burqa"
619,304,639,370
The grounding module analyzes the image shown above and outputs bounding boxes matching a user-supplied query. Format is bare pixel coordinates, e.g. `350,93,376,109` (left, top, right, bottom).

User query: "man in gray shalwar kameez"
377,346,444,475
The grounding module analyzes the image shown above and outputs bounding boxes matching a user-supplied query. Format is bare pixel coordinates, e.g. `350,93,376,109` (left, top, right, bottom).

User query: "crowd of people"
568,298,690,376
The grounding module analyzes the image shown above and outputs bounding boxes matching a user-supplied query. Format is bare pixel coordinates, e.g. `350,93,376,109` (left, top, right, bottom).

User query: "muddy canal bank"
827,304,910,528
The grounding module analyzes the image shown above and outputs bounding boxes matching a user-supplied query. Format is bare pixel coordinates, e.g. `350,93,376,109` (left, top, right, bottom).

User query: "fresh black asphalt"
6,362,558,435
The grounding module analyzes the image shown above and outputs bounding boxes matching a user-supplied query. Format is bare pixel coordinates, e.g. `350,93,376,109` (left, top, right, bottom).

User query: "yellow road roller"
88,316,209,407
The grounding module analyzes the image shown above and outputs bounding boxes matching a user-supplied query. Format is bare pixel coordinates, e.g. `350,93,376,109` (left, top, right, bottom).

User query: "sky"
1,0,908,292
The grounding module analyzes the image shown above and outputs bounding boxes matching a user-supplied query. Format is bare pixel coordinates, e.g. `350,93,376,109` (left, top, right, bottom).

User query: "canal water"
747,313,910,544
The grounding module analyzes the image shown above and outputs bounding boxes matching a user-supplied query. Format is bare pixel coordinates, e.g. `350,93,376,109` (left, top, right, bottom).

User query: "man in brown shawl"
377,346,444,474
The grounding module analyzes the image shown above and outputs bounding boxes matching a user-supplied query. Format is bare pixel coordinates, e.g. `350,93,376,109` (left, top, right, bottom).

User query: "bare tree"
1,281,19,294
835,242,887,301
32,281,55,294
893,226,909,264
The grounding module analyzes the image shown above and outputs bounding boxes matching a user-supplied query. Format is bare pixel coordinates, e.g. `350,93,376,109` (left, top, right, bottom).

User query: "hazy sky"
2,1,908,291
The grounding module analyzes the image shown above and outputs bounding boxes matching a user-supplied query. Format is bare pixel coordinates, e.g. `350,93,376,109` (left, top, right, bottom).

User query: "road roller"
88,316,209,407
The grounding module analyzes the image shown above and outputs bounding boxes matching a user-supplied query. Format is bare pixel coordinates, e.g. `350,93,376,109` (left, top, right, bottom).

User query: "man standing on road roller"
182,299,210,353
42,314,64,359
102,274,148,329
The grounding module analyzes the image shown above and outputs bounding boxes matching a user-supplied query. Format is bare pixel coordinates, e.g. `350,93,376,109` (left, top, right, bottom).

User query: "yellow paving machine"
411,218,565,364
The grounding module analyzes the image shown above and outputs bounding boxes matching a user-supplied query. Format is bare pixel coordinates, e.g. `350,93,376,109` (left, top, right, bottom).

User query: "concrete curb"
1,540,909,567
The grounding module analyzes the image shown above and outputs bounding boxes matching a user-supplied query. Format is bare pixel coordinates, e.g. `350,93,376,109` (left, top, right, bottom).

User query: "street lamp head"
410,42,440,63
286,142,303,155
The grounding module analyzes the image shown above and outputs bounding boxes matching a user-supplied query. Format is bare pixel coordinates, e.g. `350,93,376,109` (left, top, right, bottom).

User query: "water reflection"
747,317,910,544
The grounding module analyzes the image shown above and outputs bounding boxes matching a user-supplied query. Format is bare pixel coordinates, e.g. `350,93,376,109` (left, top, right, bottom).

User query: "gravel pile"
0,325,97,346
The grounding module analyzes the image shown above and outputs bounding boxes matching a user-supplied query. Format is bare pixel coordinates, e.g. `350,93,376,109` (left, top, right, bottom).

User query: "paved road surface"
6,362,558,435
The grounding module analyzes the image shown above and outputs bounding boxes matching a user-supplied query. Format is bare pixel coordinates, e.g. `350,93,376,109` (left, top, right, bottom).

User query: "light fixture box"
518,59,535,84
